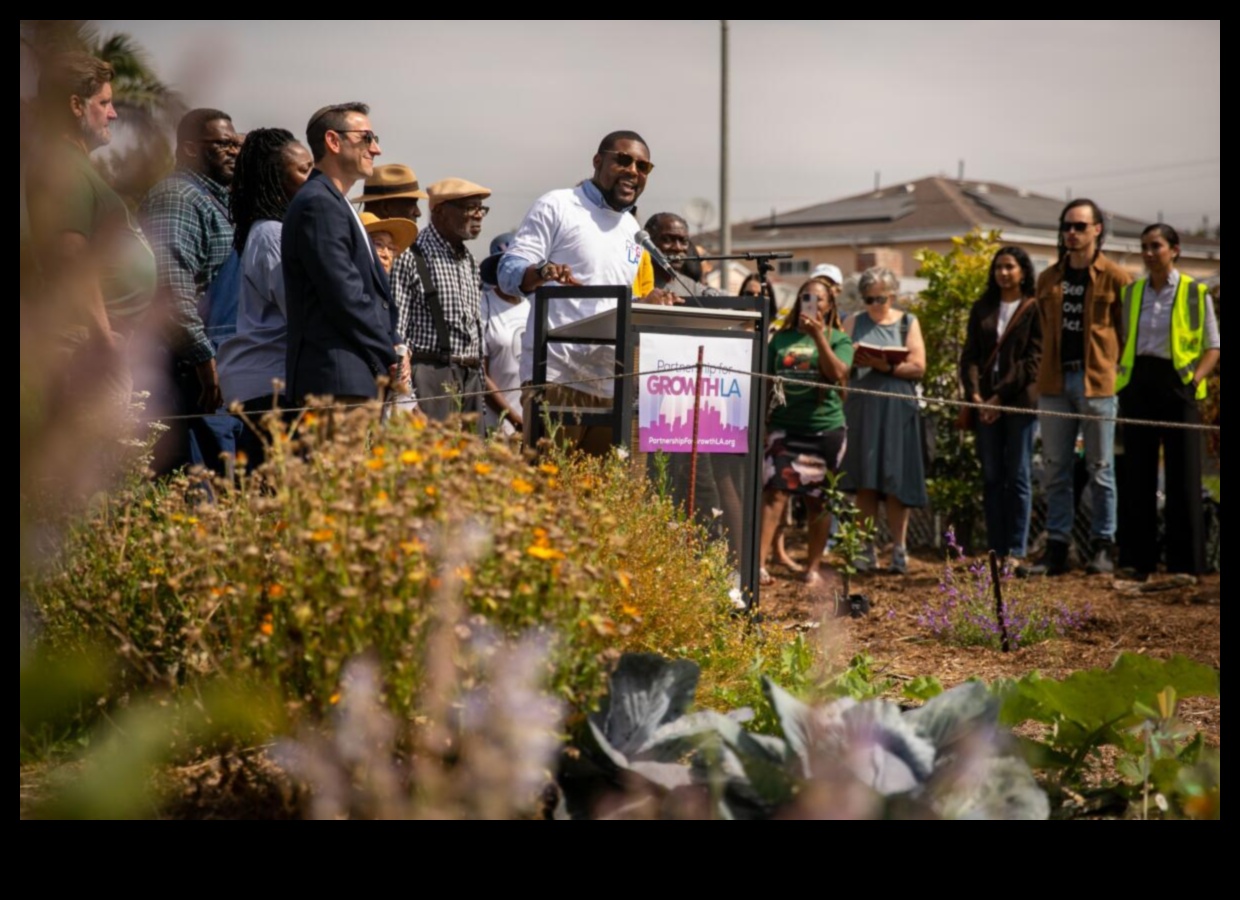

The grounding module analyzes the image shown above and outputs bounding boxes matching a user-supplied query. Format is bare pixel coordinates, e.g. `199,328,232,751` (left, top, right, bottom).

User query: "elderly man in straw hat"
353,164,428,349
402,177,492,421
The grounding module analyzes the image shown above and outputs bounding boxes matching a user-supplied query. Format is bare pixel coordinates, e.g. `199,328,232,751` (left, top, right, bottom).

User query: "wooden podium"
529,285,770,607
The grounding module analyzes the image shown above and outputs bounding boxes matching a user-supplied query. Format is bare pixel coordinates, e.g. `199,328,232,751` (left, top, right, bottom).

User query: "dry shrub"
30,405,789,731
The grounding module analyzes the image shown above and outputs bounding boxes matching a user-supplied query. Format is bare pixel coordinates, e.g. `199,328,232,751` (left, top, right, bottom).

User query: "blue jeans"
1037,370,1117,545
976,412,1036,559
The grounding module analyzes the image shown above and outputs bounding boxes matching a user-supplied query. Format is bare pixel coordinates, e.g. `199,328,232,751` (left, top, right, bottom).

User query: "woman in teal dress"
841,266,928,574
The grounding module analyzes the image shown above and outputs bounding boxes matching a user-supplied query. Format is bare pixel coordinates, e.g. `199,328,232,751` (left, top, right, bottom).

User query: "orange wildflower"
512,477,535,495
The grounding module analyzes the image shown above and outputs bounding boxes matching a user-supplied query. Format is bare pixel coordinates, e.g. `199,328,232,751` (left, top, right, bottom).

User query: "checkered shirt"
138,169,234,363
401,222,482,358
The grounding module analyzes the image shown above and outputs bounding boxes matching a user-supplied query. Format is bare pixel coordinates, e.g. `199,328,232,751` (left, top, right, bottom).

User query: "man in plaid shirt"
139,108,241,475
405,177,492,421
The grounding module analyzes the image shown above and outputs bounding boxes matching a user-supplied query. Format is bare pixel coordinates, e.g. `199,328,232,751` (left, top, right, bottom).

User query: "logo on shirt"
626,240,642,265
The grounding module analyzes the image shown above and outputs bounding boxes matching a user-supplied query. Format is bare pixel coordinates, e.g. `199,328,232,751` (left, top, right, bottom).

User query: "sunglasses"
1060,221,1093,233
862,294,891,305
601,150,655,175
336,129,380,146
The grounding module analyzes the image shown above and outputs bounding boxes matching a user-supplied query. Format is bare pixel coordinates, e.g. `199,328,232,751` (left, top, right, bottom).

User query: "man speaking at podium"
499,130,676,453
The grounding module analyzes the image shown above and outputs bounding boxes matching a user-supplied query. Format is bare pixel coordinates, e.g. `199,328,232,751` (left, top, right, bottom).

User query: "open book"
853,342,910,365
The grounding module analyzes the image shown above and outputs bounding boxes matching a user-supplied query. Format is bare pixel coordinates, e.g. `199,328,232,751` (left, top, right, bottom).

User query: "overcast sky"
96,20,1221,249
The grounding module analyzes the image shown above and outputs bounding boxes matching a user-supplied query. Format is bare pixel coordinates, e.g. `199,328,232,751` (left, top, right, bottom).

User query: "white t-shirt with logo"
509,183,641,397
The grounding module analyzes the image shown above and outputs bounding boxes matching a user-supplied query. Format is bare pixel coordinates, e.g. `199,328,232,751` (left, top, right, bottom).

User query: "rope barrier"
152,363,1221,434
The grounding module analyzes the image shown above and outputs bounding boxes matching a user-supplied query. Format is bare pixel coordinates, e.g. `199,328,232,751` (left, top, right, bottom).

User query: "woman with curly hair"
216,127,313,468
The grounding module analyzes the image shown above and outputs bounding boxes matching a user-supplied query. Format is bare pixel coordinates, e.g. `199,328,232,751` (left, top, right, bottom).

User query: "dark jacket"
1035,251,1131,398
959,296,1043,410
282,169,397,403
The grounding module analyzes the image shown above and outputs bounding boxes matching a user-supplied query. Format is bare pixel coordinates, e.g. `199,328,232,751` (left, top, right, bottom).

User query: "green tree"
910,228,1002,549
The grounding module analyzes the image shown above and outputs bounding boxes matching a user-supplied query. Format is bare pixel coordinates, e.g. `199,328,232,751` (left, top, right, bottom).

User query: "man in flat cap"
405,177,492,421
354,164,428,353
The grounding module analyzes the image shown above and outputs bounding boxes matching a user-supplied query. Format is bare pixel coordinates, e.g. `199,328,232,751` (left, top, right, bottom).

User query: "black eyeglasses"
203,138,243,152
862,294,892,305
1060,221,1092,233
602,150,655,175
335,129,380,146
447,202,490,218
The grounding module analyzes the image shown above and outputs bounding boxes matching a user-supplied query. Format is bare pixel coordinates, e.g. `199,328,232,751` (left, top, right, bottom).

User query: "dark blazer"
282,169,398,403
959,296,1043,411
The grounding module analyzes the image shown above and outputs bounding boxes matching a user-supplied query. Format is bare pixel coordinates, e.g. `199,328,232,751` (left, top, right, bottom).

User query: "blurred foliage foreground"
21,407,1220,819
22,406,785,816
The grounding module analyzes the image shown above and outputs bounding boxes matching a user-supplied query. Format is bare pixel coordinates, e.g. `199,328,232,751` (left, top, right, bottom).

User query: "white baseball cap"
811,263,844,285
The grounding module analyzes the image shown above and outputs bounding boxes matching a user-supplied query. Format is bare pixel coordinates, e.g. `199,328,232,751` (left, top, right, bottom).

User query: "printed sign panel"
638,333,752,453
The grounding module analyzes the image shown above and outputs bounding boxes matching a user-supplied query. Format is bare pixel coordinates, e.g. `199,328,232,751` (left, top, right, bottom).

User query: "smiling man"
499,130,674,452
140,107,243,475
282,102,401,407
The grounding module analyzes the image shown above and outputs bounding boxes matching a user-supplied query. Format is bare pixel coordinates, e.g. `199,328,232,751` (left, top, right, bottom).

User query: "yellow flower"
512,478,535,495
364,458,384,471
474,462,493,475
310,528,335,542
303,412,319,427
372,446,386,457
533,527,548,539
527,544,566,561
399,539,424,555
259,613,274,637
267,583,286,599
234,451,248,468
329,692,341,705
425,485,438,497
538,462,560,475
374,489,390,504
400,449,423,465
621,603,641,619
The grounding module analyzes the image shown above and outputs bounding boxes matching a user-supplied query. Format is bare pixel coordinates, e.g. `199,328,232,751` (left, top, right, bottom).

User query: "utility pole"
720,20,731,260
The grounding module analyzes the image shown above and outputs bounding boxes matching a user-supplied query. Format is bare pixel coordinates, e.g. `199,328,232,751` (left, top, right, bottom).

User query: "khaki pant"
522,383,614,456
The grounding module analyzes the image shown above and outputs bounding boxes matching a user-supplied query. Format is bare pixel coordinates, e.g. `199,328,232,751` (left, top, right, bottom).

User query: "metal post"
687,345,705,519
720,20,731,262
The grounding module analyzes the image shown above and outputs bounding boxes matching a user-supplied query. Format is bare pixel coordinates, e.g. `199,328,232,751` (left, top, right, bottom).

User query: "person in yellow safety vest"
1115,223,1220,580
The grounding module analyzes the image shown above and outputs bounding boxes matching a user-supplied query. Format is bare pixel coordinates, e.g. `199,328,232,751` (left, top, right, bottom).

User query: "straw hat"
360,211,417,255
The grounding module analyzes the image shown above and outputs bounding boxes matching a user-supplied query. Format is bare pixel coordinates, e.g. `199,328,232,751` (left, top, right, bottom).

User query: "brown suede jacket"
1035,251,1132,397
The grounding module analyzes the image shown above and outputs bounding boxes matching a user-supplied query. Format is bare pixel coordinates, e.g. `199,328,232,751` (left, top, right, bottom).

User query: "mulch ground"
755,538,1220,748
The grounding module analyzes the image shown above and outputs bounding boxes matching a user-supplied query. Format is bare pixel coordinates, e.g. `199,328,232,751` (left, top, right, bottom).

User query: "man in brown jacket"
1030,199,1131,576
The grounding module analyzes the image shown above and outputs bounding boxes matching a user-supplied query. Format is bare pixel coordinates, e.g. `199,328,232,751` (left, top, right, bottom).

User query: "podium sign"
638,333,753,454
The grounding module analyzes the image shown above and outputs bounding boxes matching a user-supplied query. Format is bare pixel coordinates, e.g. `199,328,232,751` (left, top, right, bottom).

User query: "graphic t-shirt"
768,328,854,433
1060,265,1088,366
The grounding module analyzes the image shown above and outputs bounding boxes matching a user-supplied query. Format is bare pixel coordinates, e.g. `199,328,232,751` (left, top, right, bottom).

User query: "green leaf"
902,675,944,702
997,654,1219,738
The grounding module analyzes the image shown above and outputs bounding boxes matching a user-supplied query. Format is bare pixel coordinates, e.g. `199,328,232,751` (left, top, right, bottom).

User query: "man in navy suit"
283,102,401,406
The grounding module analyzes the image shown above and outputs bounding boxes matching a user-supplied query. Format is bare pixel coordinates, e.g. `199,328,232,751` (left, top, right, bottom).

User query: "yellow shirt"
632,251,654,298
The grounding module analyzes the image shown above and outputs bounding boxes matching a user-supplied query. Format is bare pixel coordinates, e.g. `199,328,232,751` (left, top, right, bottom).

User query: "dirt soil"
756,538,1220,748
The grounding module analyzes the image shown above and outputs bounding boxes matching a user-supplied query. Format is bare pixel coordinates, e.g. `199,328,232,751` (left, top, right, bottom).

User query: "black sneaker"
1028,540,1070,577
1085,542,1115,575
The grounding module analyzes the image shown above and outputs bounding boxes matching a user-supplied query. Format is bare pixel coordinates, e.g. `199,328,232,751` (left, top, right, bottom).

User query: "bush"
28,407,789,732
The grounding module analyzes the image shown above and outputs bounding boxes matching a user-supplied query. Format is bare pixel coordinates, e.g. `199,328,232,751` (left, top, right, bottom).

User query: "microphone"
634,229,704,307
635,230,673,272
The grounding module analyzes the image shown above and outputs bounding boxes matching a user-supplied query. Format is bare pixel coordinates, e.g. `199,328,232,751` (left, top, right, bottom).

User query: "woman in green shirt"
758,276,853,587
